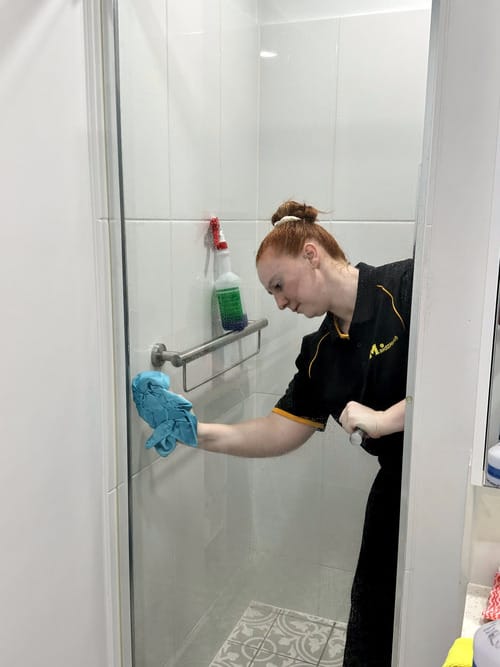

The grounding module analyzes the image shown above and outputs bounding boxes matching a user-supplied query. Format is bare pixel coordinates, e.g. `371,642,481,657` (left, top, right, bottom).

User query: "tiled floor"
208,601,346,667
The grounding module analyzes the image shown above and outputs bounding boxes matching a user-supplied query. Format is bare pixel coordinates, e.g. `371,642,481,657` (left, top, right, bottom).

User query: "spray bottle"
210,217,248,332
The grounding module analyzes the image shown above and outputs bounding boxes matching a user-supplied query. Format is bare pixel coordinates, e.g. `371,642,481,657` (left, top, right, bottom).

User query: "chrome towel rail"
150,318,269,392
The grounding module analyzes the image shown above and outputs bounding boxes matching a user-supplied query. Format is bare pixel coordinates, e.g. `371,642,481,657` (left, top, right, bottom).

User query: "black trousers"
342,464,402,667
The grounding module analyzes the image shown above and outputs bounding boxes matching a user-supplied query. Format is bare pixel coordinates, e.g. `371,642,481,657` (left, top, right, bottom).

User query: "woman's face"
257,247,328,318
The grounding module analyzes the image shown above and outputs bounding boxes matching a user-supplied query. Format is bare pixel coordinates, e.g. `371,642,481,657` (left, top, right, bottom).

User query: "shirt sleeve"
273,334,329,430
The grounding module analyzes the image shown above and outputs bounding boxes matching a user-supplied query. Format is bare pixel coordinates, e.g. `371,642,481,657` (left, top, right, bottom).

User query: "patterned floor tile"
262,610,332,663
208,602,346,667
318,624,346,666
226,601,281,649
250,648,306,666
253,646,320,666
209,639,257,667
279,607,336,627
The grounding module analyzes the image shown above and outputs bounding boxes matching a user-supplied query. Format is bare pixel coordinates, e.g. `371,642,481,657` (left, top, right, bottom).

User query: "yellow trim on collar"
308,331,331,378
333,317,350,339
375,284,407,330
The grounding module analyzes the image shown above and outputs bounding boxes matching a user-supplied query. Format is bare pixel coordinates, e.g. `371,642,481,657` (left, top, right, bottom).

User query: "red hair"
256,200,347,263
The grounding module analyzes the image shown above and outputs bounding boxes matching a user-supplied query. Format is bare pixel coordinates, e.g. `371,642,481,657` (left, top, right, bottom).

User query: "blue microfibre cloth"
131,371,198,457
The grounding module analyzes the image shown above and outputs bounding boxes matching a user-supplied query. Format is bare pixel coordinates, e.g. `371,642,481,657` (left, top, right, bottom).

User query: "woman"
198,200,413,666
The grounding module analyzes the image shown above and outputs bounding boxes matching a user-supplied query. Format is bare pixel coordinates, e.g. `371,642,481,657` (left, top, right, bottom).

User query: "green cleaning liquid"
214,247,248,331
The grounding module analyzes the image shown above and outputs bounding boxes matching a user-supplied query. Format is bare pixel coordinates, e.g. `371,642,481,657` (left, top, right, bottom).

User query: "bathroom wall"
0,2,119,666
120,1,429,664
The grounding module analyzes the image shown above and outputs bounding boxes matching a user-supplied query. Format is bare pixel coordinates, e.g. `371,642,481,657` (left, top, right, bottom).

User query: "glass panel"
114,2,431,665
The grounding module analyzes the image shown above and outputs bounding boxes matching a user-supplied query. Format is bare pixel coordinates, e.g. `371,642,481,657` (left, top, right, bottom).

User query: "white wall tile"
119,0,170,219
258,19,339,217
322,220,415,266
251,394,378,574
230,553,332,617
166,220,215,350
473,487,500,543
318,566,354,622
320,502,368,575
204,395,254,597
221,0,259,219
167,0,213,34
250,437,324,562
167,0,221,219
333,10,430,220
131,428,254,665
258,0,432,25
322,420,380,493
131,449,206,665
469,540,500,587
318,457,375,571
125,221,173,365
125,220,174,473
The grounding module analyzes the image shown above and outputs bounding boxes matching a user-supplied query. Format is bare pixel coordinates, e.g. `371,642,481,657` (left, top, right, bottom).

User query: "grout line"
317,622,336,666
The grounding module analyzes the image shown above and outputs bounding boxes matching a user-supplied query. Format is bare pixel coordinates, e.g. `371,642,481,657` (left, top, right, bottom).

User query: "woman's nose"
274,294,288,310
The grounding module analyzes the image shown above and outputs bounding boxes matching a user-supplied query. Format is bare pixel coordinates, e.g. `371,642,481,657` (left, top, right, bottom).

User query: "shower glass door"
114,1,431,665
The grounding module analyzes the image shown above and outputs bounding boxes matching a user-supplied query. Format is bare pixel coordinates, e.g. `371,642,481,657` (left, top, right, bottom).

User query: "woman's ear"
303,242,320,267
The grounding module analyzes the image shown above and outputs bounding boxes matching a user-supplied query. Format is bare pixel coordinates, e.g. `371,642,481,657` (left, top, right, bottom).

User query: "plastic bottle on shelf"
486,437,500,487
211,218,248,332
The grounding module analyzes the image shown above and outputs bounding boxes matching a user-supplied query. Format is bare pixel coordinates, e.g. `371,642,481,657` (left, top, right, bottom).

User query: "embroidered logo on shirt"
369,335,399,359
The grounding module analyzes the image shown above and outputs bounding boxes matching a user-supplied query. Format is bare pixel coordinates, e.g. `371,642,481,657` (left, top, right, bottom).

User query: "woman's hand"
339,401,382,439
339,399,406,439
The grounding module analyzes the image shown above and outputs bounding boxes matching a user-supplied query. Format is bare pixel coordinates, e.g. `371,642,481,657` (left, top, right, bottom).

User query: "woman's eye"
266,281,282,295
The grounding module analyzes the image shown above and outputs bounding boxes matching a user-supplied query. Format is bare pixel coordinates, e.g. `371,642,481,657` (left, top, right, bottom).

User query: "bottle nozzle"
218,229,228,250
210,216,228,250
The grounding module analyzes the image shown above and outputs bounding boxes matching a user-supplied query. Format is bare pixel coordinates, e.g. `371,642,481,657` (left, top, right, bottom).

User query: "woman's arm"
197,411,316,458
339,398,406,439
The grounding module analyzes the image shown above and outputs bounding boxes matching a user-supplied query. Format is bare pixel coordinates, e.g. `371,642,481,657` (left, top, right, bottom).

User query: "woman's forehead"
257,244,304,264
257,251,302,282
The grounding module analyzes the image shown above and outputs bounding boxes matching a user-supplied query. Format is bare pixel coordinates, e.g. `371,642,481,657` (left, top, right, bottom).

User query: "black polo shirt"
273,259,413,466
